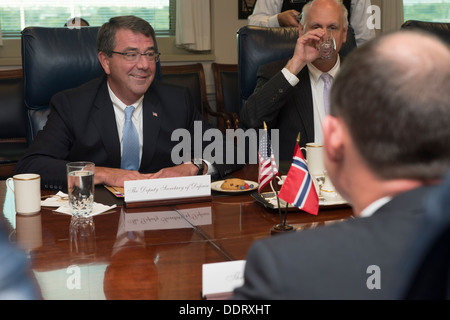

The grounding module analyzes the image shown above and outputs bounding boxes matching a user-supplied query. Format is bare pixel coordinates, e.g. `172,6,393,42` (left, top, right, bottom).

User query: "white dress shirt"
281,56,340,144
108,83,144,166
248,0,376,46
359,196,392,218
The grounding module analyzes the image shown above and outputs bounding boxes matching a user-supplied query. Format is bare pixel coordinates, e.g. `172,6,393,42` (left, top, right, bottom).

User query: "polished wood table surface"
1,165,353,300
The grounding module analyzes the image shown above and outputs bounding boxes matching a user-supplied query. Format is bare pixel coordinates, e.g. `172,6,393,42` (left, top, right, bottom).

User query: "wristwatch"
191,158,205,175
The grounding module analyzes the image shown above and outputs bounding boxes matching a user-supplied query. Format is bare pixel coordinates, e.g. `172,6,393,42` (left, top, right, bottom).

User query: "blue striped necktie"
121,106,140,170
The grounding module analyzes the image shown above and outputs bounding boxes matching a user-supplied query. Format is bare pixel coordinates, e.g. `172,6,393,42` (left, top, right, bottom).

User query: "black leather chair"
0,69,28,179
211,63,239,129
22,27,104,141
401,20,450,45
21,26,162,141
160,63,234,133
237,25,357,109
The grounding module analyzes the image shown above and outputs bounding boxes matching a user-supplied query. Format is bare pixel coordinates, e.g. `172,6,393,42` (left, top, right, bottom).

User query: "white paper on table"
40,191,69,207
41,191,116,216
202,260,246,299
54,203,116,216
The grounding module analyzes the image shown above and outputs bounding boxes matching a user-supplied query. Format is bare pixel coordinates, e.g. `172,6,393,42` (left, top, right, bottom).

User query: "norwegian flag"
258,129,278,193
278,144,319,215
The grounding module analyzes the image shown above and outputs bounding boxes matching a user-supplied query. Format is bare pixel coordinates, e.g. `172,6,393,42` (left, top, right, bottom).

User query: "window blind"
0,0,176,39
404,0,450,22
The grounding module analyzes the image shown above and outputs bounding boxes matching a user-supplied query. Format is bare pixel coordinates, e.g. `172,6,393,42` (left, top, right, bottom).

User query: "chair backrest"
22,27,104,141
0,69,28,178
401,20,450,45
21,26,162,141
211,63,239,116
159,63,234,132
237,25,356,108
160,63,207,119
0,69,27,142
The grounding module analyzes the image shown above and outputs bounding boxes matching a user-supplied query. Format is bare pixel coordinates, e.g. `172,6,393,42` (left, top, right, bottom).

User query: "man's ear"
98,51,111,75
342,26,348,44
322,115,345,162
299,23,304,35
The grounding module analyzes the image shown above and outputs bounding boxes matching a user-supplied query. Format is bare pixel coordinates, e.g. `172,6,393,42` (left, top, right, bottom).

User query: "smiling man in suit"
15,16,241,189
240,0,348,162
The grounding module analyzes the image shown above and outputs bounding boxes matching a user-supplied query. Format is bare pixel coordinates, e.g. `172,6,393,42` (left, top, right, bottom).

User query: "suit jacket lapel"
293,68,314,142
92,79,122,168
140,88,162,170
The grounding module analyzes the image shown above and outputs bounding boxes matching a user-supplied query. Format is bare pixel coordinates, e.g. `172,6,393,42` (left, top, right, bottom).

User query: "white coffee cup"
6,173,41,215
300,143,325,177
320,171,343,201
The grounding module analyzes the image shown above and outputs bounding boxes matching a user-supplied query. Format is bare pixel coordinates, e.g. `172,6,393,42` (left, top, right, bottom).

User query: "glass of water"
318,31,336,60
67,162,95,218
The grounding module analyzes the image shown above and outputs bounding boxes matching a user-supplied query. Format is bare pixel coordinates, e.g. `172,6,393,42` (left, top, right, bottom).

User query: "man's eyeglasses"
112,51,161,63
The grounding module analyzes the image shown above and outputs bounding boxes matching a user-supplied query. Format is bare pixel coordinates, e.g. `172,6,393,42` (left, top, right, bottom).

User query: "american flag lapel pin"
152,112,158,117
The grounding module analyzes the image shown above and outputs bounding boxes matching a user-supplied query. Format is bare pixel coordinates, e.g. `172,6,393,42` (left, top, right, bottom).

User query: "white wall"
200,1,248,99
211,0,248,64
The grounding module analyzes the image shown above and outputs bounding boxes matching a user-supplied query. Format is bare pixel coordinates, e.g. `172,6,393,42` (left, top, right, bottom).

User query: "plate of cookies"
211,178,259,193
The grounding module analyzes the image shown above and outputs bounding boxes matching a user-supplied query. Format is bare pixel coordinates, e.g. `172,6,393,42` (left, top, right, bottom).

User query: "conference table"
1,164,353,300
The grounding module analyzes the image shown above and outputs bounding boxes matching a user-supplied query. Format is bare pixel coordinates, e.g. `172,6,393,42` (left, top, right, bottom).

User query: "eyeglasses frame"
111,51,161,63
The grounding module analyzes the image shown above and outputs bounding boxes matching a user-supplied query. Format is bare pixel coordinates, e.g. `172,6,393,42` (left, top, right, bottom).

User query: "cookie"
221,178,246,190
221,178,255,191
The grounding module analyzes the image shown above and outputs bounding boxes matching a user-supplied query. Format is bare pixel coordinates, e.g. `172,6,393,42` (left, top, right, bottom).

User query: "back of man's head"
331,30,450,181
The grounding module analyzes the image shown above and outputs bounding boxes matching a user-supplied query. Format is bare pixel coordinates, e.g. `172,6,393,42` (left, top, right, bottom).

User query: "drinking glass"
67,162,95,218
318,31,336,60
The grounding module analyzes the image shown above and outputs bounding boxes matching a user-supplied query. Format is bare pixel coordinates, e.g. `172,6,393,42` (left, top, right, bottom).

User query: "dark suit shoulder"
237,186,434,299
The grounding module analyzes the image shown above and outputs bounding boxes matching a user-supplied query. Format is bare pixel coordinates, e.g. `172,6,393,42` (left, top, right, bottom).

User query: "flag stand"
268,126,293,236
270,132,320,234
258,121,294,235
271,223,294,234
268,164,293,234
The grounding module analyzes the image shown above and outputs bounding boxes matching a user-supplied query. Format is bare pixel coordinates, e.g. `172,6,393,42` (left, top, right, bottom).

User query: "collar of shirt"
359,196,393,218
107,82,144,120
307,56,340,86
107,82,144,158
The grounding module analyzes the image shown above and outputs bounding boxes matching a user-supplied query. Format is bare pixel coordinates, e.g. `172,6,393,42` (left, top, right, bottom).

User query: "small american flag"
278,144,319,215
258,128,278,193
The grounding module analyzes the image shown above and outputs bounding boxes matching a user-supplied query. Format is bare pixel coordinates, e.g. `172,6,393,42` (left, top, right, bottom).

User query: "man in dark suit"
15,16,241,189
240,0,348,162
233,30,450,299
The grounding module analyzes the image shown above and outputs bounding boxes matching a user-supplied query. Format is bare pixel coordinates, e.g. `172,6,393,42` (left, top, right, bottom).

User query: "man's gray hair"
300,0,349,29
